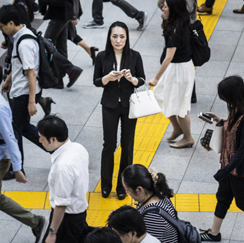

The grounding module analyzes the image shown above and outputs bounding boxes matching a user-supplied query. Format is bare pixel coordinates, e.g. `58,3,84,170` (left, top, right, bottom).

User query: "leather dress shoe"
102,190,110,198
233,5,244,13
197,4,213,14
117,192,126,200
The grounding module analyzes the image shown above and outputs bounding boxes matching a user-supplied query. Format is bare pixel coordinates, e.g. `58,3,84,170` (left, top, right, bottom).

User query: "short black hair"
107,205,146,238
37,115,68,143
85,227,122,243
0,4,21,26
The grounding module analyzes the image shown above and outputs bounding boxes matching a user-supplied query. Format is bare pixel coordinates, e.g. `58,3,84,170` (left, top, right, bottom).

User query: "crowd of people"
0,0,244,243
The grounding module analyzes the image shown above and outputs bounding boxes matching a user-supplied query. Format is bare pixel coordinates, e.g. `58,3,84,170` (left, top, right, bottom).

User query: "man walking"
0,91,48,243
0,4,45,179
37,115,89,243
83,0,147,30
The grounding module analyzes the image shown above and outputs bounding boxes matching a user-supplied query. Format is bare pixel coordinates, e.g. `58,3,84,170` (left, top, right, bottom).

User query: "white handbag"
210,124,224,153
128,79,162,119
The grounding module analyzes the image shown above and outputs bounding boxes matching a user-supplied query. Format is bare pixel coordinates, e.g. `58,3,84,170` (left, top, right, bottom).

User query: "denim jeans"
92,0,143,25
12,92,44,168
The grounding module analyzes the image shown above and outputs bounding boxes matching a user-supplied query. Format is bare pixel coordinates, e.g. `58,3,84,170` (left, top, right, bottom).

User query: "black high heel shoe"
90,46,99,65
40,97,56,116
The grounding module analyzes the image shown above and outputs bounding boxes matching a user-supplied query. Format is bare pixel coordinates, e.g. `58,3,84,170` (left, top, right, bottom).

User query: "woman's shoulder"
97,50,106,57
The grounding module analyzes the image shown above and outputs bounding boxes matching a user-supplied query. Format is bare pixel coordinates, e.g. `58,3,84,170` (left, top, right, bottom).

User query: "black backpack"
16,29,59,89
142,206,201,243
189,20,211,67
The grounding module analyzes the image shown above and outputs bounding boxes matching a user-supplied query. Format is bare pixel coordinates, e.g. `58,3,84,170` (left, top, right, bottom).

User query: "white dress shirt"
48,139,89,214
11,25,41,98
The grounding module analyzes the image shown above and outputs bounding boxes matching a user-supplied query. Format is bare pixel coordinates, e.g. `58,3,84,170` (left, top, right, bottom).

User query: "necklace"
137,193,154,210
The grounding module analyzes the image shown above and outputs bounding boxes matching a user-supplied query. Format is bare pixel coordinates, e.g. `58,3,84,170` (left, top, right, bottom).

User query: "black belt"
0,139,5,145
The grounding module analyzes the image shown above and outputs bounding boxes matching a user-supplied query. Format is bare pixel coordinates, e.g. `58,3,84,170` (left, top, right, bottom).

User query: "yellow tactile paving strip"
2,0,235,228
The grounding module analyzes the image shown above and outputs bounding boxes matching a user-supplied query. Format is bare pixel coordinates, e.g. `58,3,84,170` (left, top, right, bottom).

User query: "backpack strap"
142,206,179,229
15,34,38,64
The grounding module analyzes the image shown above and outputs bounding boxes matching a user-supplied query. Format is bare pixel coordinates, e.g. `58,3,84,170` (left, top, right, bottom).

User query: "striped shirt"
137,198,178,243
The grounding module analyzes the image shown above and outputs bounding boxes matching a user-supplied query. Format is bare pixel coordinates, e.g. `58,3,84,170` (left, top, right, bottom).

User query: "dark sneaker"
32,1,39,13
67,66,83,88
200,229,221,242
137,12,148,31
83,21,104,29
32,216,48,243
3,170,15,181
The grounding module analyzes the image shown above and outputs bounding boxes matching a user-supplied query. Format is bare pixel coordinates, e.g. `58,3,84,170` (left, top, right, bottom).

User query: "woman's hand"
102,70,124,85
205,112,221,123
148,78,158,87
123,69,138,85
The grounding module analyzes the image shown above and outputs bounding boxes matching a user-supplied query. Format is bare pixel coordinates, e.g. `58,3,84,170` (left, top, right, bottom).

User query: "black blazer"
40,0,75,21
94,49,145,108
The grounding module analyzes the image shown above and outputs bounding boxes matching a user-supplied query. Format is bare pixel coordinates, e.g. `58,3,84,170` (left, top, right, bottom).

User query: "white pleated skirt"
153,60,195,118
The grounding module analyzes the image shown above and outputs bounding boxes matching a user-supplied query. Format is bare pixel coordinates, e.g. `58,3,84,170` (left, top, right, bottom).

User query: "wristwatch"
49,227,58,234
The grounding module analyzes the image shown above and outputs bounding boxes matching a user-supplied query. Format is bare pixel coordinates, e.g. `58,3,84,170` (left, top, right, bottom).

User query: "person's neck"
137,233,147,243
13,24,24,35
140,192,154,206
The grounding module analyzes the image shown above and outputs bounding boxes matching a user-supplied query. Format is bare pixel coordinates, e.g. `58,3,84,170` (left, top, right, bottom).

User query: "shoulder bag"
143,206,201,243
129,79,162,119
189,20,211,66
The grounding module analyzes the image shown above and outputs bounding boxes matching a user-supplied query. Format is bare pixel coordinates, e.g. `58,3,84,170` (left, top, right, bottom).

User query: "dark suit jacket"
40,0,75,21
94,49,145,108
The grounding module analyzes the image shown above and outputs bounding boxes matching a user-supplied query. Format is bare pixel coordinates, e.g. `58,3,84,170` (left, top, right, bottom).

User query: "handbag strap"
134,77,149,94
142,206,179,229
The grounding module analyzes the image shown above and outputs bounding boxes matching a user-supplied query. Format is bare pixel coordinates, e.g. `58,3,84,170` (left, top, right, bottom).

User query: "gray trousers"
0,158,40,228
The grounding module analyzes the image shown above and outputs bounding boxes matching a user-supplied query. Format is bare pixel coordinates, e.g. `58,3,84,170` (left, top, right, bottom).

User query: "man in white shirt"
107,205,160,243
37,115,89,243
0,4,45,178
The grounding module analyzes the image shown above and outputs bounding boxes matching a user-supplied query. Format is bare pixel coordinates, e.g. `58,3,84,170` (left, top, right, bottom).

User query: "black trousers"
12,92,45,168
44,19,73,78
215,174,244,219
43,209,88,243
101,103,137,192
92,0,143,25
205,0,215,7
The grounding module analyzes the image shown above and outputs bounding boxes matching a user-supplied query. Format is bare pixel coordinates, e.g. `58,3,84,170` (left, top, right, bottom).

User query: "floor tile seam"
73,100,101,142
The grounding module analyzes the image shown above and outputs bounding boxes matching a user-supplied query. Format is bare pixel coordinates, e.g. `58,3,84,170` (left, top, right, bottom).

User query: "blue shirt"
0,94,21,172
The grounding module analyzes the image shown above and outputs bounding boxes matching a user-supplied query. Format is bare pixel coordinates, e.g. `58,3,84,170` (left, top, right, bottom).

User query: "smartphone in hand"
198,112,213,124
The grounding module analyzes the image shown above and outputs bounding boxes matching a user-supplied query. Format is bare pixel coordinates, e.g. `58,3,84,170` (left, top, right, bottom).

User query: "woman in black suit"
94,21,145,200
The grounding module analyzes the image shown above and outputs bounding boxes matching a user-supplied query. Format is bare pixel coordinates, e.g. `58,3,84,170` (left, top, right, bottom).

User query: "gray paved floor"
0,0,244,242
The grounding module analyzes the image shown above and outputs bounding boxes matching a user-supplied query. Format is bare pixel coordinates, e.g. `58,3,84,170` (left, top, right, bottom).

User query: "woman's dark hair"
14,0,34,23
107,205,146,238
163,0,190,39
122,164,173,199
85,227,122,243
104,21,131,69
218,75,244,130
37,115,68,143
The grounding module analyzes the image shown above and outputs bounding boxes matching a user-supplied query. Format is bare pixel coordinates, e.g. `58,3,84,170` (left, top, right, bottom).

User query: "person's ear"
136,186,144,194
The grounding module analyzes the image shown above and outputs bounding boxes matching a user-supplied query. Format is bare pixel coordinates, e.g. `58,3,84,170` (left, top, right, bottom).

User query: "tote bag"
129,79,162,119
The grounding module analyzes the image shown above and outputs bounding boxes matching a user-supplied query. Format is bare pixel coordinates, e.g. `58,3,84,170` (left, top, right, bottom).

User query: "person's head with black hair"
37,115,68,152
218,75,244,130
122,164,173,203
85,227,122,243
162,0,190,38
104,21,131,68
107,205,147,243
0,4,22,35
